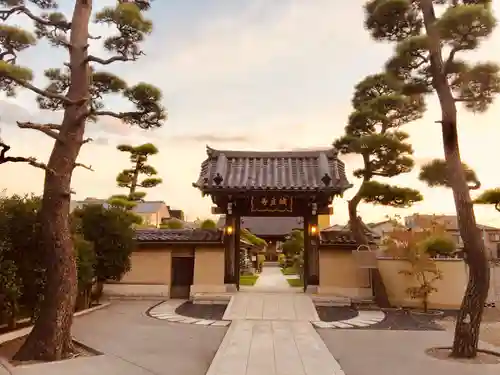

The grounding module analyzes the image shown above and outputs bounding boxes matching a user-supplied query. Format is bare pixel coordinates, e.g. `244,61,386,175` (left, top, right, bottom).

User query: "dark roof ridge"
206,145,339,159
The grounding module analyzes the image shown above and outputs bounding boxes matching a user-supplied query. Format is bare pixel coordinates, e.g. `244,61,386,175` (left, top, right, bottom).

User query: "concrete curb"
0,302,112,345
148,300,231,327
312,310,386,329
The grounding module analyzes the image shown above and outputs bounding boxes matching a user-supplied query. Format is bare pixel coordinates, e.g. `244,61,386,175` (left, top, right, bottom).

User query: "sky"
1,0,500,226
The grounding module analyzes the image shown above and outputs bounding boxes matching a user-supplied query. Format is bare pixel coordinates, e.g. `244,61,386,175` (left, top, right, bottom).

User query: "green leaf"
455,62,500,112
473,188,500,211
365,0,422,42
122,83,166,129
359,180,423,207
95,2,153,60
437,4,496,50
139,177,162,188
418,158,480,189
0,61,33,96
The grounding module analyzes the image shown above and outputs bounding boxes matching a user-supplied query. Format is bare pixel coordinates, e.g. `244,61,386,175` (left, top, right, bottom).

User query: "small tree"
198,219,217,229
160,218,185,229
1,1,166,360
334,73,424,305
111,143,162,206
282,230,304,278
73,204,136,302
364,0,499,357
474,188,500,212
385,228,445,313
73,235,95,311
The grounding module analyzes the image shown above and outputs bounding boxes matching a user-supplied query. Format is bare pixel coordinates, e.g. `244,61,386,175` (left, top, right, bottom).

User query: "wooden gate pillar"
234,215,241,290
224,214,236,284
303,213,319,292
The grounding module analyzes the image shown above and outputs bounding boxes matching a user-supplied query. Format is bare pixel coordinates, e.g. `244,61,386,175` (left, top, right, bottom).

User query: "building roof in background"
323,221,380,238
71,198,168,214
320,229,376,246
217,215,303,237
193,146,351,193
405,214,500,231
135,228,222,242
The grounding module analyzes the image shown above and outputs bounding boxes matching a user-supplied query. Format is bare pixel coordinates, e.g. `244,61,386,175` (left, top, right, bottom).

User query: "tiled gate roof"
193,146,351,193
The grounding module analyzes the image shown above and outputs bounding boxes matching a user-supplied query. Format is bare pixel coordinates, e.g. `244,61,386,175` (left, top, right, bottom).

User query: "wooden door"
170,257,194,299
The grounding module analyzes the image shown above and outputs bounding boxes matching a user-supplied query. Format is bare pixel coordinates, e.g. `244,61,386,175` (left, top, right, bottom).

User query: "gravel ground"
367,310,444,331
175,302,228,320
315,306,358,322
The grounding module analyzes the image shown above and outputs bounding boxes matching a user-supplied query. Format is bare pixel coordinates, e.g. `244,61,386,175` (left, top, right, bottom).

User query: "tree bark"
14,0,93,362
348,183,391,308
419,0,490,358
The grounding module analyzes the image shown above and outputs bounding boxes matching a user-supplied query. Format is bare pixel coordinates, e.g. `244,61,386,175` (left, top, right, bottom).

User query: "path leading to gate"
251,264,298,292
208,265,344,375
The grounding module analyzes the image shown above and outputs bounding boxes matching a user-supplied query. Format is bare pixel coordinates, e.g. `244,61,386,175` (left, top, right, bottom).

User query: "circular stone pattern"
148,300,231,327
312,310,385,329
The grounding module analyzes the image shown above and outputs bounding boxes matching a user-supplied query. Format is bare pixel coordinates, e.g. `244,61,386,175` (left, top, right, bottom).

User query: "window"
497,243,500,259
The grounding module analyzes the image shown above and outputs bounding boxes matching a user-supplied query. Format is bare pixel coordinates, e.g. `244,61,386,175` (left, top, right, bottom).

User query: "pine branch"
0,6,70,29
81,138,93,144
0,141,54,173
74,162,93,171
17,121,63,142
8,75,86,106
93,109,147,119
86,55,133,65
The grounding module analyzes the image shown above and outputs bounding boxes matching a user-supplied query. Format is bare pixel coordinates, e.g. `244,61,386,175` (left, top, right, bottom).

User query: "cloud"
170,133,253,144
91,137,110,146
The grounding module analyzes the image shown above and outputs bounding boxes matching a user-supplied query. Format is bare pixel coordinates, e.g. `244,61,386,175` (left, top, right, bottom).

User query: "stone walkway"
206,320,344,375
223,293,319,321
207,265,344,375
251,266,297,292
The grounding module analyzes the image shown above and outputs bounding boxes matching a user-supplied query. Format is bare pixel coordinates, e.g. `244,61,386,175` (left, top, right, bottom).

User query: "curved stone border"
147,300,231,327
312,310,385,329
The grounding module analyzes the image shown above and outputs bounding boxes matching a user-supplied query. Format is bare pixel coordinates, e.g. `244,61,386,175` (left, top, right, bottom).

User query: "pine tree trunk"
13,0,92,362
348,189,390,308
419,0,490,358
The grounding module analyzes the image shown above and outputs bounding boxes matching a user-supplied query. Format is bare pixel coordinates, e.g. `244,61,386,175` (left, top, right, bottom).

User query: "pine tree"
334,73,424,305
109,143,162,207
0,0,166,361
364,0,500,357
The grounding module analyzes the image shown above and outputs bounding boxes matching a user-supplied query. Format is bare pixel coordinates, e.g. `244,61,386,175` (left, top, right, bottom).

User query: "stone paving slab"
206,320,344,375
223,293,319,321
319,329,500,375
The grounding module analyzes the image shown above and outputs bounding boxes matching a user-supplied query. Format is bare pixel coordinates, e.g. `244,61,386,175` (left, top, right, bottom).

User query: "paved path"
11,301,226,375
252,265,295,292
319,329,500,375
206,320,344,375
212,269,344,375
223,293,319,321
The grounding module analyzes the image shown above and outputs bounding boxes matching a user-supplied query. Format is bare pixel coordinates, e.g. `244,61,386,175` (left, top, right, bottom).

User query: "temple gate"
193,146,352,292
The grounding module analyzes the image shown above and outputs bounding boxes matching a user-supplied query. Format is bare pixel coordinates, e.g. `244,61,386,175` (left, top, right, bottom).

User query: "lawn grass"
281,267,297,276
286,277,304,287
239,274,259,286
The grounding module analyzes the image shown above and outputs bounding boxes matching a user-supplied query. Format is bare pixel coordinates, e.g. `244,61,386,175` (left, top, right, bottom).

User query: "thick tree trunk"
348,186,391,308
14,0,92,362
419,0,490,358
